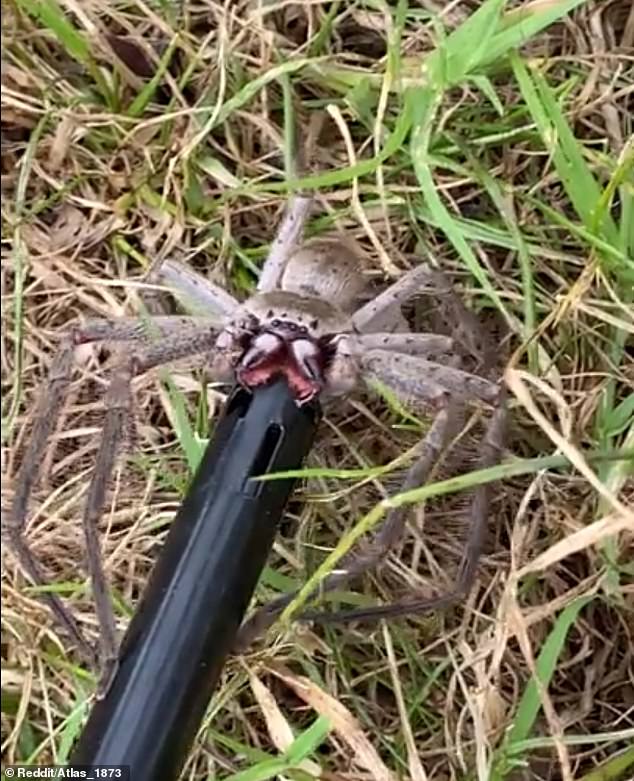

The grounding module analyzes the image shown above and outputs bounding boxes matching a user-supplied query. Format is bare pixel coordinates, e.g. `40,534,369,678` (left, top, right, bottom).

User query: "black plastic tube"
70,379,319,779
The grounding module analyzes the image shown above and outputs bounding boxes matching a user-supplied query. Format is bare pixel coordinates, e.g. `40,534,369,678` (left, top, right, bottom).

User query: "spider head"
217,290,356,404
220,293,356,404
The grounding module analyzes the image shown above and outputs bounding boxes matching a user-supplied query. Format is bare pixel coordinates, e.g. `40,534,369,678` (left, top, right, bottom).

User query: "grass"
2,0,633,779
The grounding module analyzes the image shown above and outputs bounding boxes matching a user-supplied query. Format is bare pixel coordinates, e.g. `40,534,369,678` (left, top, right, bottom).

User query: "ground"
1,1,633,780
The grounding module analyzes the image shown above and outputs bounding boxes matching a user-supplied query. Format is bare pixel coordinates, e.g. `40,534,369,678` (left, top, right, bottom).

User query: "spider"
8,193,507,673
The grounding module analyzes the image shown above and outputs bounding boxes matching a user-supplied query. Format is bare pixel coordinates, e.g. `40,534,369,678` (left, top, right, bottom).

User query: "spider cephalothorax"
217,279,356,404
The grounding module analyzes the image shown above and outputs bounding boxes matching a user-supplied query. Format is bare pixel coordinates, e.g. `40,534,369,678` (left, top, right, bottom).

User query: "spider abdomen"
280,238,367,314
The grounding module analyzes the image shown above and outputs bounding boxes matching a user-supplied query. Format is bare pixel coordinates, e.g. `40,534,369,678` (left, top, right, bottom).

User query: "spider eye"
271,318,281,327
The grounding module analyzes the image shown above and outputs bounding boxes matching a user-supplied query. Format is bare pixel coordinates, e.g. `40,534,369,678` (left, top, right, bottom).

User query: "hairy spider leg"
9,317,219,672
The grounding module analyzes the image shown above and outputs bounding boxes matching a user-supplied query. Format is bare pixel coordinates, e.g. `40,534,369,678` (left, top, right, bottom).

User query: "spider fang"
237,329,324,403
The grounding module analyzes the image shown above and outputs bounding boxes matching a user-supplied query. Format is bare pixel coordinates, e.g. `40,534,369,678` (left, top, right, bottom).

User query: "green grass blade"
455,138,537,368
23,698,90,764
483,0,589,67
468,75,505,115
56,696,90,762
220,717,330,781
509,597,594,745
619,144,634,257
286,716,332,762
16,0,90,63
505,728,634,754
606,138,633,258
511,54,619,247
127,36,179,118
157,374,205,476
248,99,413,193
202,58,318,133
219,758,294,781
276,449,631,623
412,200,543,252
280,72,296,179
420,0,587,87
491,595,595,778
255,449,632,483
575,744,634,781
15,0,114,105
425,0,505,87
529,199,632,273
408,86,514,325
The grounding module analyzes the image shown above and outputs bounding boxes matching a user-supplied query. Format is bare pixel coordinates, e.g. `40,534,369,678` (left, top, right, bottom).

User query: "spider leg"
233,403,465,650
8,316,218,668
361,349,500,404
352,264,497,369
257,195,313,293
145,258,239,320
355,333,453,357
304,397,508,624
83,325,219,673
8,341,95,663
351,264,441,332
235,358,504,647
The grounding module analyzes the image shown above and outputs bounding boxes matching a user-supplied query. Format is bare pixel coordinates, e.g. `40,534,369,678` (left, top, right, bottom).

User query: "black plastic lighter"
70,378,320,779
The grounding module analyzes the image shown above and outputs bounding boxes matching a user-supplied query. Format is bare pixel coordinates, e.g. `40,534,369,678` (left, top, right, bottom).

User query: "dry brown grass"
2,1,633,779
